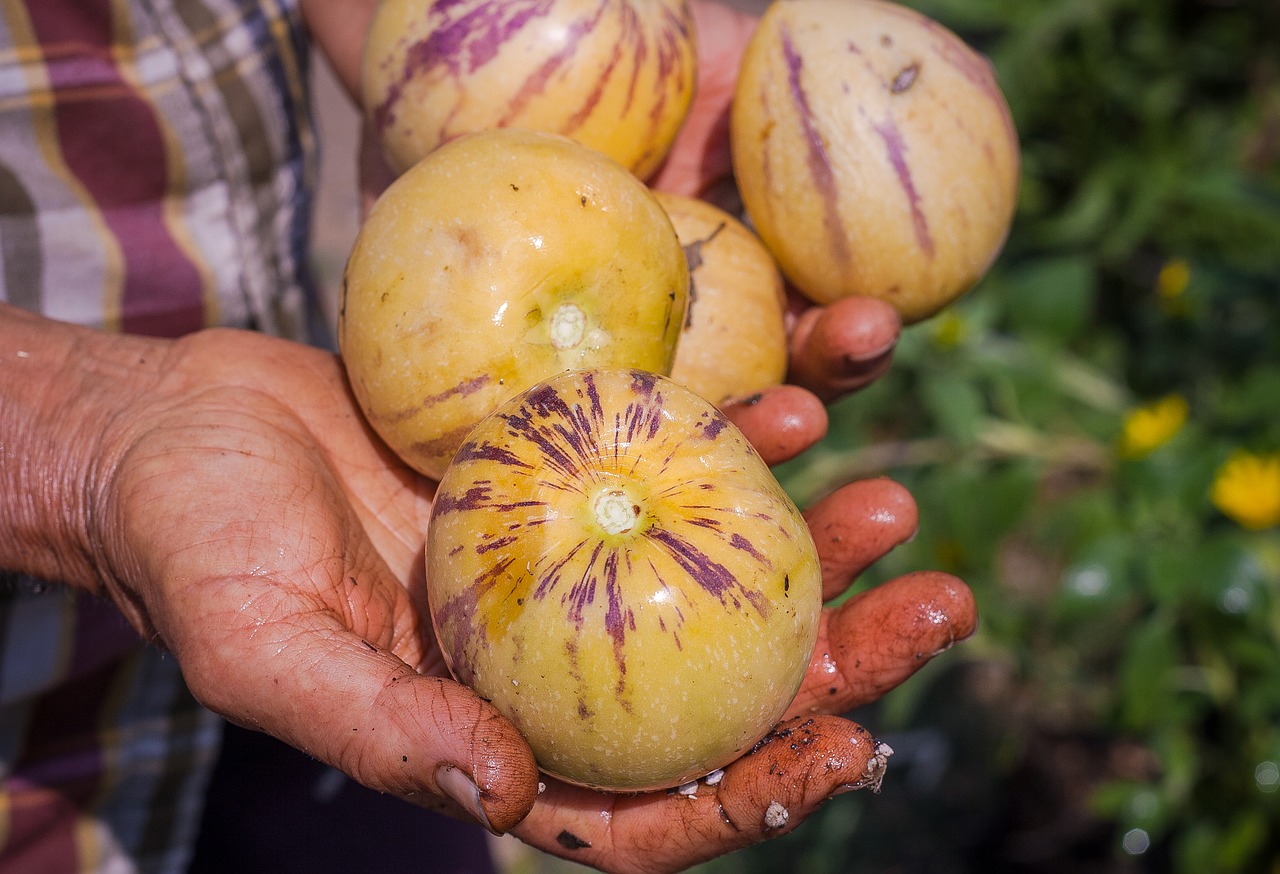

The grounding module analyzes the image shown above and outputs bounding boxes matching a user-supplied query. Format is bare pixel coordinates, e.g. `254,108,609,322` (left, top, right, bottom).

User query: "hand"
52,322,972,874
79,327,541,829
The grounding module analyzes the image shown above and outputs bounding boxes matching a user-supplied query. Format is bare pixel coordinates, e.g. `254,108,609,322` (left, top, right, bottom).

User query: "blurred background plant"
696,0,1280,870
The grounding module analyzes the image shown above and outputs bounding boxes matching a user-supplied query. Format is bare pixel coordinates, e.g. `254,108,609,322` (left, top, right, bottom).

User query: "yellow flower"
1157,258,1190,299
1118,394,1188,458
1156,258,1190,315
931,309,967,348
1211,450,1280,531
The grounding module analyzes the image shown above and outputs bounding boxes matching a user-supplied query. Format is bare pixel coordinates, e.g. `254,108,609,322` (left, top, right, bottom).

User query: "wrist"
0,304,171,593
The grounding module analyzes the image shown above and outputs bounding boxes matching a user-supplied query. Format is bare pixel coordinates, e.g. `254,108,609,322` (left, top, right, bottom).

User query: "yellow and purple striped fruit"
426,368,821,791
656,191,789,406
362,0,696,179
730,0,1019,323
339,129,688,481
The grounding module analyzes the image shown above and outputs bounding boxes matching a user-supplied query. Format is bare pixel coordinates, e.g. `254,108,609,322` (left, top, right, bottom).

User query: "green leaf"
1056,533,1135,618
1216,810,1269,871
1028,168,1117,248
1191,537,1265,615
999,256,1096,343
920,371,984,446
1213,367,1280,430
1119,615,1181,730
1176,821,1221,874
1142,543,1197,607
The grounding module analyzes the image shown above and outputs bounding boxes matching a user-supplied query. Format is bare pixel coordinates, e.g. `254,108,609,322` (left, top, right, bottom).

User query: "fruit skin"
339,129,688,481
730,0,1020,323
655,191,789,406
362,0,697,179
426,368,822,791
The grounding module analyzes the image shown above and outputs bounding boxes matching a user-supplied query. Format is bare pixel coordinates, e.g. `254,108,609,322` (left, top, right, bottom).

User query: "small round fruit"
362,0,697,179
655,191,789,406
339,129,688,480
426,368,822,791
730,0,1020,323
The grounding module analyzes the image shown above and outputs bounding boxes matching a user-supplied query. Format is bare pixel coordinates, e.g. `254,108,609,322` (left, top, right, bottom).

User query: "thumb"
177,604,540,833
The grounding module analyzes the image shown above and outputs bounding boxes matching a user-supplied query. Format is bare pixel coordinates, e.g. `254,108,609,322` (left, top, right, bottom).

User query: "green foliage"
703,0,1280,871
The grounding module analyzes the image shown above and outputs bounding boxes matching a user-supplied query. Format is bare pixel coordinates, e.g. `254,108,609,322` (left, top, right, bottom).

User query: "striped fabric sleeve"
0,580,222,873
0,0,319,340
0,1,321,870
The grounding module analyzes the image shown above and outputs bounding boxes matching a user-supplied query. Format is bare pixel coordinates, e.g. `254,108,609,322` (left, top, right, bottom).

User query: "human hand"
0,304,542,828
74,326,540,829
34,319,971,871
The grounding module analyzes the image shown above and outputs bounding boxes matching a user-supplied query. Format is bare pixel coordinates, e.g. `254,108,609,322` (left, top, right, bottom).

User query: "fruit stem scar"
549,302,587,349
594,488,640,535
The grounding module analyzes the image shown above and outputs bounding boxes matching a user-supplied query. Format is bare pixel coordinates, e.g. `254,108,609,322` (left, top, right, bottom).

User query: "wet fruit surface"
731,0,1019,323
363,0,696,178
656,191,789,406
426,369,822,791
339,129,688,480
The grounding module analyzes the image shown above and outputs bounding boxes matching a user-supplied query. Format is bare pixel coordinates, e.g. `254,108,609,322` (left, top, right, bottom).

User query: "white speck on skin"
763,800,789,829
676,780,699,797
859,739,894,793
702,769,724,786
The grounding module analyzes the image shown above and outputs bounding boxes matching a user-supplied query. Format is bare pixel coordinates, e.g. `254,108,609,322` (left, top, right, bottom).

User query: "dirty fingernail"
436,764,497,834
840,339,896,375
829,739,894,797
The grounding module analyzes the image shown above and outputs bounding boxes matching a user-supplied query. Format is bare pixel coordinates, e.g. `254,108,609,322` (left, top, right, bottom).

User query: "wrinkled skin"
81,324,973,874
37,4,972,874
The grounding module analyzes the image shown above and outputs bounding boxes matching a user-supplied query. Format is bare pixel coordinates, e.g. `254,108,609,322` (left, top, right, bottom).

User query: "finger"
803,477,919,601
512,715,891,874
173,587,540,833
790,570,977,716
787,295,901,402
721,384,828,466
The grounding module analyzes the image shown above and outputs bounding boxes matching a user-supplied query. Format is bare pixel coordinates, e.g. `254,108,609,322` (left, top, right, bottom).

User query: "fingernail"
435,764,497,834
736,392,765,407
829,739,894,797
721,389,768,411
839,340,896,376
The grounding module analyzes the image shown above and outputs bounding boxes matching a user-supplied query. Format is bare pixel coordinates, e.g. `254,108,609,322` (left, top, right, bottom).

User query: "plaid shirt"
0,0,318,870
